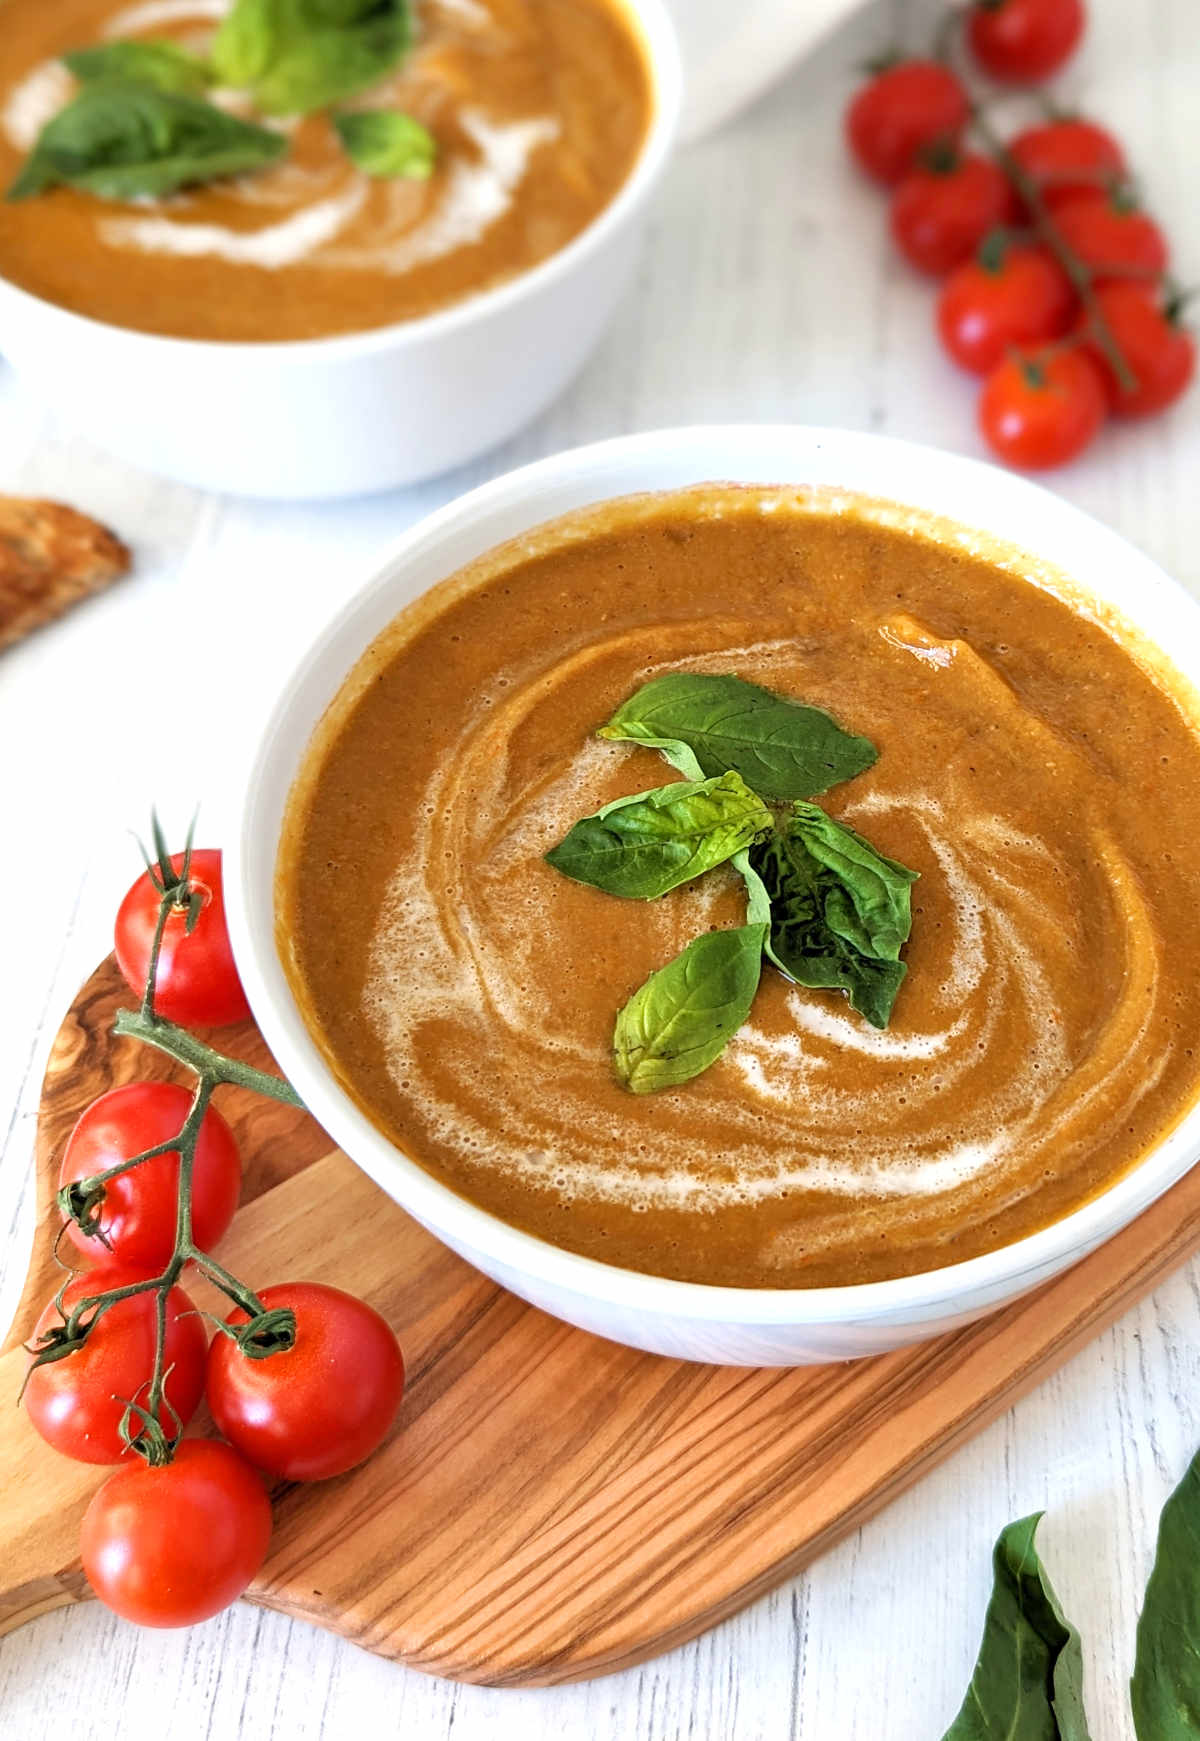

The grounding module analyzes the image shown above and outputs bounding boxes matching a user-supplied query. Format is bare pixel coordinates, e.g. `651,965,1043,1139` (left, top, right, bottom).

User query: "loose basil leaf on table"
335,109,435,177
63,40,215,96
545,771,772,901
213,0,413,116
613,922,767,1094
750,802,917,1029
942,1513,1092,1741
598,672,878,800
7,82,285,202
1131,1447,1200,1739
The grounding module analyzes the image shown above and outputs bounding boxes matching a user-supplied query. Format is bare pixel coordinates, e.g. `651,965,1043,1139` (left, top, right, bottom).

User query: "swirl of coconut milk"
1,1,560,276
361,621,1166,1244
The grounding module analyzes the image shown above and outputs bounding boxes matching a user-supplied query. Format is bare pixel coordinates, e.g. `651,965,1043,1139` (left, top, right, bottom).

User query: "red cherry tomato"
1051,191,1168,284
24,1267,207,1464
891,152,1017,276
967,0,1086,82
58,1082,241,1270
80,1439,272,1627
980,347,1107,468
206,1283,404,1481
939,244,1078,374
115,848,250,1028
1080,283,1197,418
1009,118,1125,209
845,59,970,186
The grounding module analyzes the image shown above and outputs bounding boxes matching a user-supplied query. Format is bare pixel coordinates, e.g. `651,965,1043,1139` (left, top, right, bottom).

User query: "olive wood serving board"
3,956,1200,1684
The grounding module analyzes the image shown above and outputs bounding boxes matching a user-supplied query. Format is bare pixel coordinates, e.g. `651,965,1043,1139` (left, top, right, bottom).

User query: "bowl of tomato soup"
226,427,1200,1362
0,0,679,496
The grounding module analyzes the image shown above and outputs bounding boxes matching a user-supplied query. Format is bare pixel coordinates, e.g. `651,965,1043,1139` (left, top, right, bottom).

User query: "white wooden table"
2,1,1198,1734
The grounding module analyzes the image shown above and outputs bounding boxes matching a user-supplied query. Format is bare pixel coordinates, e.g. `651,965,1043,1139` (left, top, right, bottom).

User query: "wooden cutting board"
3,956,1200,1685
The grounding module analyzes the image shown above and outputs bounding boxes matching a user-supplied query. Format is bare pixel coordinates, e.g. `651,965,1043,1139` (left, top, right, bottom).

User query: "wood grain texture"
5,955,1200,1686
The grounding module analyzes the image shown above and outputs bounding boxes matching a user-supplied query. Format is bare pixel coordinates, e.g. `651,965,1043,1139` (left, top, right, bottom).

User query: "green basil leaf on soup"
545,772,773,901
598,672,878,801
613,922,767,1094
751,805,917,1029
334,109,435,177
942,1514,1092,1741
1131,1448,1200,1740
7,82,285,202
63,41,215,96
213,0,413,116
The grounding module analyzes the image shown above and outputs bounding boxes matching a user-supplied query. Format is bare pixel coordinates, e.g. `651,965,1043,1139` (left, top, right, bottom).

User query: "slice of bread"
0,496,131,653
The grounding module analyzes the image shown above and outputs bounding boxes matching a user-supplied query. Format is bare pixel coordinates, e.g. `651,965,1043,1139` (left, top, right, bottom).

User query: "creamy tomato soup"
277,488,1200,1288
0,0,651,340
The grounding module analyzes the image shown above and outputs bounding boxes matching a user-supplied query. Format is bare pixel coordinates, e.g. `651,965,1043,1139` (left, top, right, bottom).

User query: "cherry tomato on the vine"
979,347,1108,469
80,1438,271,1627
845,59,970,187
1009,118,1125,210
1051,191,1168,284
58,1081,241,1270
1080,282,1196,418
938,244,1078,374
966,0,1086,83
24,1267,207,1464
115,847,250,1028
891,152,1017,276
207,1282,405,1481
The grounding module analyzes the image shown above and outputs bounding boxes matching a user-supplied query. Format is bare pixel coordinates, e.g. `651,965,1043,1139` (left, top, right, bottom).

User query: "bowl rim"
225,424,1200,1327
0,0,682,363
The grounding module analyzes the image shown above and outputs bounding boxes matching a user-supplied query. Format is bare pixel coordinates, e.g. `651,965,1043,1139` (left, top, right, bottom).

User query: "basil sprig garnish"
751,804,917,1029
599,672,878,800
334,109,436,179
942,1514,1092,1741
213,0,413,116
546,673,917,1093
7,81,285,202
546,772,772,901
64,41,215,96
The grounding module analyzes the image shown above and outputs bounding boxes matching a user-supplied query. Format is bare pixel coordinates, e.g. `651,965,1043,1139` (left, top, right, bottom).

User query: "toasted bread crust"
0,496,131,652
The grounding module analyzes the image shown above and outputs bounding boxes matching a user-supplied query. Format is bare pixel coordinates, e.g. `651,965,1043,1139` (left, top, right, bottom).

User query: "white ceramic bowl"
226,426,1200,1364
0,3,680,501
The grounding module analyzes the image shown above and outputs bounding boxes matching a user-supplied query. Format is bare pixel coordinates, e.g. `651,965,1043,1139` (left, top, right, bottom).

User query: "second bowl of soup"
227,426,1200,1362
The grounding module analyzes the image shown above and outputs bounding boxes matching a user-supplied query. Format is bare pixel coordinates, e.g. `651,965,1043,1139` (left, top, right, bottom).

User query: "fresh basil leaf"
942,1514,1092,1741
750,806,917,1029
7,81,285,202
63,41,214,95
213,0,413,116
613,922,767,1094
598,673,877,801
545,772,772,902
334,108,435,177
1131,1448,1200,1739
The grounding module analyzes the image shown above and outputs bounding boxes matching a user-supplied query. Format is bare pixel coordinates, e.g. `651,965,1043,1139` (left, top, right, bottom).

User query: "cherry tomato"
207,1283,404,1481
1080,283,1196,418
979,347,1107,468
24,1267,207,1464
891,152,1017,276
58,1082,241,1270
939,244,1077,373
845,60,970,186
1051,191,1168,284
967,0,1085,81
115,848,250,1028
80,1439,271,1627
1009,118,1125,209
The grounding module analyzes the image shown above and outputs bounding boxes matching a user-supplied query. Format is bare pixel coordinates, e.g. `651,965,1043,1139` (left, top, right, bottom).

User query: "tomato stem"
28,834,303,1460
967,109,1139,394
